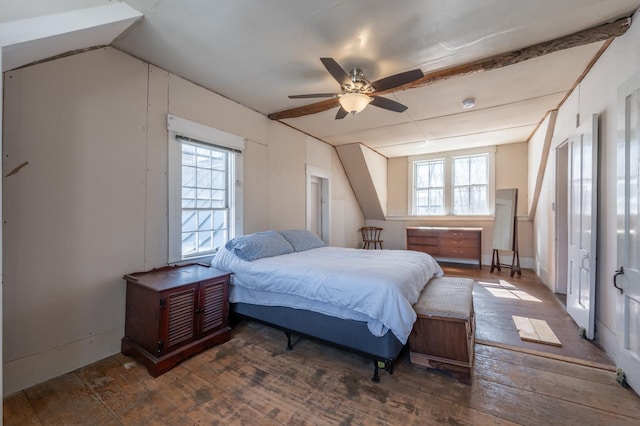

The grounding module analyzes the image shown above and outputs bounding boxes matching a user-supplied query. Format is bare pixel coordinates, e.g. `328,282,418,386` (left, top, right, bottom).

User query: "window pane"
182,232,196,255
196,168,212,189
182,166,196,187
416,163,429,188
197,231,214,252
429,189,444,214
182,145,196,166
454,158,470,186
211,189,226,208
211,151,226,171
212,170,225,190
213,228,227,249
196,147,212,168
182,187,196,208
182,210,197,232
432,162,444,187
453,187,469,215
470,156,487,184
213,209,228,230
469,186,487,214
196,188,212,208
198,210,213,231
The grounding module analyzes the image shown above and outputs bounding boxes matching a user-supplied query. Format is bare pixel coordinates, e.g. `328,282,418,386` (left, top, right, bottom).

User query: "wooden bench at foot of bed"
409,276,476,384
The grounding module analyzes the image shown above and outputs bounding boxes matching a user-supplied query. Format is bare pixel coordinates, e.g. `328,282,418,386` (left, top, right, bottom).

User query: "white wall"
383,142,534,267
2,47,363,394
530,13,640,364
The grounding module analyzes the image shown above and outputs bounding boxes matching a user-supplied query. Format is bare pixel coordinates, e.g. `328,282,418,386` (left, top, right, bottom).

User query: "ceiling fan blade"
335,107,349,120
371,69,424,92
288,93,339,99
370,96,408,113
320,57,351,87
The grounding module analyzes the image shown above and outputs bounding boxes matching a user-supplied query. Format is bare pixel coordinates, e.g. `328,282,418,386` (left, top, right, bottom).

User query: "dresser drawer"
440,246,479,258
440,230,480,239
407,235,439,245
439,237,480,249
408,245,440,256
407,229,439,238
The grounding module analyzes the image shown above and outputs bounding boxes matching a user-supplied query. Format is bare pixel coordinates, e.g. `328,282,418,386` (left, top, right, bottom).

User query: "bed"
211,229,443,382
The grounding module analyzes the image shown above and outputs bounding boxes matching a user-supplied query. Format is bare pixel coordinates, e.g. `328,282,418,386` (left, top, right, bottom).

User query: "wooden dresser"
121,264,231,377
406,226,482,268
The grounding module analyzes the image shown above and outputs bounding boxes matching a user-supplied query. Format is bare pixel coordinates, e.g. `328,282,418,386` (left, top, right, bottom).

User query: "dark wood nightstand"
121,264,231,377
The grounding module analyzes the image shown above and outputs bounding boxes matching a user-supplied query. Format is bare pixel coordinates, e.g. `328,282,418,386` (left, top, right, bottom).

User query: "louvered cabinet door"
198,278,229,337
162,285,198,354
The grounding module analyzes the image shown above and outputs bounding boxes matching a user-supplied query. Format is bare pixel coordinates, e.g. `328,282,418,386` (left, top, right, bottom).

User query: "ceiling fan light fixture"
462,98,476,109
339,92,371,114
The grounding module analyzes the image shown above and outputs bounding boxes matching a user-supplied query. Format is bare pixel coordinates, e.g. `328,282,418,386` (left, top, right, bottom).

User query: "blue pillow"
225,231,294,261
279,229,327,252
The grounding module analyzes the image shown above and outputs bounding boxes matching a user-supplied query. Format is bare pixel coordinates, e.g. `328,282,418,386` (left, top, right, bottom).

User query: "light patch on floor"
478,280,542,302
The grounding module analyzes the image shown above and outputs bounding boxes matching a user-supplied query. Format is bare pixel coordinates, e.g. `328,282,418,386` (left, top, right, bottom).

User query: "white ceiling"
3,0,640,157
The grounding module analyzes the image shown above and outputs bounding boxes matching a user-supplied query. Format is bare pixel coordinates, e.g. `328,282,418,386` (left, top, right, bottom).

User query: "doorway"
306,165,330,244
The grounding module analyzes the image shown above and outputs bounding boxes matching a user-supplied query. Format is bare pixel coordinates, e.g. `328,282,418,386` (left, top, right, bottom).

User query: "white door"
567,114,598,340
616,75,640,390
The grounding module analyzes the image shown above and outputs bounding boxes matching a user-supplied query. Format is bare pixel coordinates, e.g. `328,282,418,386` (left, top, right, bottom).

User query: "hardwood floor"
441,263,615,367
4,266,640,425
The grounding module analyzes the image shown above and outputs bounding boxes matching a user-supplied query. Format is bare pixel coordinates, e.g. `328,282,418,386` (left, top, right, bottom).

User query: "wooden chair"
360,227,383,249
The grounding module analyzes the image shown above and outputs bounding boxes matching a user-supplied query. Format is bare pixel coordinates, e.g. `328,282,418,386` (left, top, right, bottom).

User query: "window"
410,147,494,216
414,159,444,215
168,115,244,262
179,140,231,258
453,154,488,215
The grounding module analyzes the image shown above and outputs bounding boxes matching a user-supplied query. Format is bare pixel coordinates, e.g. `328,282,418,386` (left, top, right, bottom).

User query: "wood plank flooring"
4,266,639,425
442,264,615,367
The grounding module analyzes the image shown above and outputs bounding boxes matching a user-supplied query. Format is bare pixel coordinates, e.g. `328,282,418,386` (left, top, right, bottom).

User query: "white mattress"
212,246,443,344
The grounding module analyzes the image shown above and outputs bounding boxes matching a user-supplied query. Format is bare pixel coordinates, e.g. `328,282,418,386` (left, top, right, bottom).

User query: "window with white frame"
168,115,244,263
453,154,488,215
179,139,232,258
410,148,494,216
414,159,444,215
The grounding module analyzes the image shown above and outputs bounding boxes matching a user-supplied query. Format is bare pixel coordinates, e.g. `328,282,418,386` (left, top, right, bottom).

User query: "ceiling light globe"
339,93,371,114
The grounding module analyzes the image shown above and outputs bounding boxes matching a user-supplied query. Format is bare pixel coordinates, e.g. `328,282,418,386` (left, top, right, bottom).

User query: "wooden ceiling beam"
267,16,631,121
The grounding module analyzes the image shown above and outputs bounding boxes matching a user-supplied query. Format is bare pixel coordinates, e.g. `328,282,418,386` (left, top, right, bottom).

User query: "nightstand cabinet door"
199,277,229,335
163,284,198,354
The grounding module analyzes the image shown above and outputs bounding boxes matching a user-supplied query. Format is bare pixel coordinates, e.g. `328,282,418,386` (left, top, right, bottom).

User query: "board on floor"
512,315,562,346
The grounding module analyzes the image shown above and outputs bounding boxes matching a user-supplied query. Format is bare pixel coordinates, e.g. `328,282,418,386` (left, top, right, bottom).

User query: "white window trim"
408,146,496,218
167,115,244,263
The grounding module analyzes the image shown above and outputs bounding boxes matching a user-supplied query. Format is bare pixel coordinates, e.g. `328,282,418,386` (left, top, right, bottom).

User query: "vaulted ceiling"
3,0,639,157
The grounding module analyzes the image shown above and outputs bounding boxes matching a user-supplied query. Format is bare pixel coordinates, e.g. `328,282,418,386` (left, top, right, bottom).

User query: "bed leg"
285,331,293,351
371,360,393,383
372,360,380,383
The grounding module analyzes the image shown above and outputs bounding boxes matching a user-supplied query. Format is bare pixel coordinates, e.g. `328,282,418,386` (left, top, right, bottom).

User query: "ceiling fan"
288,58,424,119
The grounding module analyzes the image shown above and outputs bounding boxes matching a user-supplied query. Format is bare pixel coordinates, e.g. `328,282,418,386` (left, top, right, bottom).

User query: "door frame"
306,165,331,244
555,141,569,295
